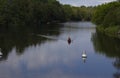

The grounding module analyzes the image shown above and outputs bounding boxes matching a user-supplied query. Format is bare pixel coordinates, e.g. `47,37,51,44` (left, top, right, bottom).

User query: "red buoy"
67,37,71,45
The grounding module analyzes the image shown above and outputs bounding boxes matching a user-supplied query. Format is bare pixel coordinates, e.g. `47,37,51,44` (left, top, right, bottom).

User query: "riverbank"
92,1,120,39
96,25,120,38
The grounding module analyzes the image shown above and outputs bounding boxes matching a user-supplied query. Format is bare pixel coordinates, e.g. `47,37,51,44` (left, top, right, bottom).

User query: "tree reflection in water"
91,31,120,78
0,23,62,61
113,58,120,78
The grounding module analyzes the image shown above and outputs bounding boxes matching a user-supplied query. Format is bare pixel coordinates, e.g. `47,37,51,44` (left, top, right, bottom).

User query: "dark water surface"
0,22,120,78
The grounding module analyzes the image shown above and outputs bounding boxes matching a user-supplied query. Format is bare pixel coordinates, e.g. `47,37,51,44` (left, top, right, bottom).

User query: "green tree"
92,2,120,26
0,0,94,31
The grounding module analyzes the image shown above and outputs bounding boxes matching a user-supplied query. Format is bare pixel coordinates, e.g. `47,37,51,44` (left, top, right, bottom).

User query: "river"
0,21,120,78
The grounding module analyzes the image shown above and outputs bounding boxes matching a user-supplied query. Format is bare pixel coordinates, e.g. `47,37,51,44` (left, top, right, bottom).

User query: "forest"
92,1,120,36
0,0,93,32
0,0,120,37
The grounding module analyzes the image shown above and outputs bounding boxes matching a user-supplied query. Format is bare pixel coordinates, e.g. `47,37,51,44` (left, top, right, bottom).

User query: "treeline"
0,0,94,31
0,0,65,27
92,1,120,36
62,5,94,21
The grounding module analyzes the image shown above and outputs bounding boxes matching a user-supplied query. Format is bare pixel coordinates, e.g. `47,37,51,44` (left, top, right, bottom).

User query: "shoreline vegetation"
96,26,120,38
0,0,93,32
92,1,120,38
0,0,120,39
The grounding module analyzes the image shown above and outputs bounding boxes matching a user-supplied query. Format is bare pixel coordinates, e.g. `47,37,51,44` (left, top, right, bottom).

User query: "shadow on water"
0,23,62,61
91,31,120,78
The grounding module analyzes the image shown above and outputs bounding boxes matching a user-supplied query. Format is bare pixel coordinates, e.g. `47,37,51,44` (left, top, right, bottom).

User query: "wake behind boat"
37,34,59,40
37,34,73,44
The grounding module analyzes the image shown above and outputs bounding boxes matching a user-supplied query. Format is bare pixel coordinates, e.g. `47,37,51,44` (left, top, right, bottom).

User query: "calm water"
0,22,120,78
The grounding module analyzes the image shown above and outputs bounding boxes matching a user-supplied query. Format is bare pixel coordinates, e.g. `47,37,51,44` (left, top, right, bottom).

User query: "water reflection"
0,22,116,78
0,24,62,61
82,57,87,63
92,31,120,58
113,58,120,78
92,31,120,78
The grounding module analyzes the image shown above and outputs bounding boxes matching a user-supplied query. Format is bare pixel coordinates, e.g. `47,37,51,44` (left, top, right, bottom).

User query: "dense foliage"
62,5,94,21
0,0,64,27
92,1,120,36
0,0,94,31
